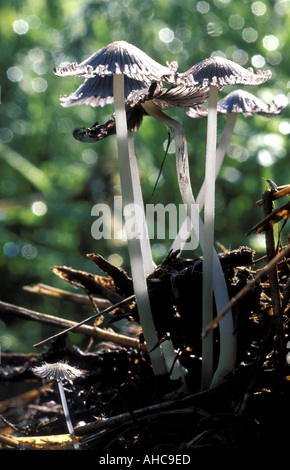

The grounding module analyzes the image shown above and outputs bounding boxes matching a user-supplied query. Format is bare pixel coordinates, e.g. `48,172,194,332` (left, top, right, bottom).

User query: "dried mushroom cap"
54,40,177,82
185,104,209,119
181,56,272,89
72,82,211,142
32,361,83,381
147,84,211,109
217,89,286,117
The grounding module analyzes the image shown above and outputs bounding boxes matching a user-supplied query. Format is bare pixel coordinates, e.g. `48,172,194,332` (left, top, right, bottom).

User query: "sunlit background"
0,0,289,353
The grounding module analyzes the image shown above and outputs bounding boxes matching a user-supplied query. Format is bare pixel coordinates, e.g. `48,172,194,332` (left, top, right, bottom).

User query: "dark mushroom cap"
217,89,286,117
180,56,272,89
54,40,177,81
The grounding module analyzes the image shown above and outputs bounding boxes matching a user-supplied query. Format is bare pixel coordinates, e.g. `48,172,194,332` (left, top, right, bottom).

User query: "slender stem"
113,74,167,376
142,101,235,390
170,113,238,254
127,132,156,275
57,379,80,450
202,85,218,390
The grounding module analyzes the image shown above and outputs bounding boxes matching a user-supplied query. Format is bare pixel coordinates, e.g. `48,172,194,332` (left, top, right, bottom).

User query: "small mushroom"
179,57,272,389
180,56,272,88
176,89,286,250
32,361,83,450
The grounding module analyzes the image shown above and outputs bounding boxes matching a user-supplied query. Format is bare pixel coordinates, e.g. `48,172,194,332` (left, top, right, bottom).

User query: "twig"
262,189,283,357
202,244,290,338
256,184,290,206
0,299,142,350
74,392,212,436
246,200,290,236
23,283,112,308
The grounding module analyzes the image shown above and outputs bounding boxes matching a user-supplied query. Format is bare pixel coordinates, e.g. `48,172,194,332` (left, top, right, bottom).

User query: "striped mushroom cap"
32,361,83,381
185,89,286,119
180,56,272,90
217,89,286,117
54,41,179,107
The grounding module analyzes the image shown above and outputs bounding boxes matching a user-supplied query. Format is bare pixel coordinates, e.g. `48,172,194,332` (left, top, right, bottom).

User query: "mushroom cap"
217,89,286,117
185,104,209,119
127,81,211,111
59,74,148,108
180,56,272,89
32,361,83,381
54,40,177,82
185,89,285,119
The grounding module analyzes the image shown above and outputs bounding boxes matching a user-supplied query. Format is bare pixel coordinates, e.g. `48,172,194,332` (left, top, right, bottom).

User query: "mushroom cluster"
54,41,285,390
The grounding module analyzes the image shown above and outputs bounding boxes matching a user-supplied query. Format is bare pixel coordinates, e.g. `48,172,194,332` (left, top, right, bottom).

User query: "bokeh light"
13,19,29,35
31,201,47,216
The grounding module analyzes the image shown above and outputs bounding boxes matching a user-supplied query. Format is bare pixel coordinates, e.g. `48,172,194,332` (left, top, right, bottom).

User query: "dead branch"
0,300,141,351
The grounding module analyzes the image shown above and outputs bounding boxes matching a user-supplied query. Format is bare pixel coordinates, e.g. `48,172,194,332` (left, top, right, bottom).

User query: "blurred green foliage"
0,0,289,352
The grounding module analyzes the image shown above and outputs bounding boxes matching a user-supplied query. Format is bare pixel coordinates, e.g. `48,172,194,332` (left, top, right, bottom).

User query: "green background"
0,0,289,353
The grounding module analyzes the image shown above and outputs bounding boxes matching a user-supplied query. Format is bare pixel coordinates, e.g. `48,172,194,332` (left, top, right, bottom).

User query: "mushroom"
32,361,83,450
71,82,235,389
54,42,184,380
174,89,285,252
179,57,272,389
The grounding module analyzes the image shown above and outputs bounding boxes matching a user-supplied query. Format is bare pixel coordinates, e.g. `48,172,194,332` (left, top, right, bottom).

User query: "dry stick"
202,244,290,339
256,184,290,206
23,283,112,308
75,391,212,436
33,294,137,348
0,299,141,350
262,189,284,357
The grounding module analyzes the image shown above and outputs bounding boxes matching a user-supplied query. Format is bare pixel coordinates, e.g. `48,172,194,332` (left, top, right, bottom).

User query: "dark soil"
1,246,290,451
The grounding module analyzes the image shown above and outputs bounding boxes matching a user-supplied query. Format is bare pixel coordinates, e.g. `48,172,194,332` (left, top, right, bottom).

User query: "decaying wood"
262,189,283,355
51,265,125,304
0,432,82,450
202,244,290,338
246,199,290,236
256,183,290,206
87,253,134,296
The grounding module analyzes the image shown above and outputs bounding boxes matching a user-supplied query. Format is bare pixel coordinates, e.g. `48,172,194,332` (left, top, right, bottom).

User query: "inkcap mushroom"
32,361,83,450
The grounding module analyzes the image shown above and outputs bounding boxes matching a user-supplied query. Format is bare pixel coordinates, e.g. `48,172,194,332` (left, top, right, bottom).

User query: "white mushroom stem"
202,85,218,390
57,379,80,450
114,74,184,379
171,112,238,254
127,132,156,276
142,100,235,390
